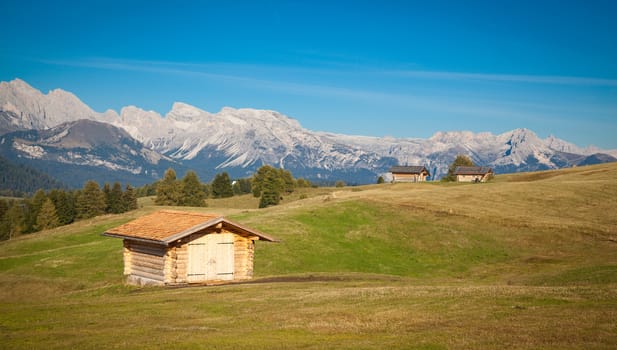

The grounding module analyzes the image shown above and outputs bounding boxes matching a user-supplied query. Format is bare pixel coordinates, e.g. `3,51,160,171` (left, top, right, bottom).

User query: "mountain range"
1,78,615,188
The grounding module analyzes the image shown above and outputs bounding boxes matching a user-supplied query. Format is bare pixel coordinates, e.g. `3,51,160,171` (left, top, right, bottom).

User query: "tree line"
0,165,313,241
0,181,137,241
151,165,312,208
0,155,67,196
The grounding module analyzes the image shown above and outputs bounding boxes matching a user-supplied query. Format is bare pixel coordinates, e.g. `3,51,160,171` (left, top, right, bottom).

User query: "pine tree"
0,200,10,241
108,182,124,213
21,190,47,233
102,183,112,213
35,198,59,231
232,178,252,195
155,168,180,205
180,171,206,206
258,167,283,208
5,202,25,240
251,165,296,208
48,189,76,225
445,155,475,182
76,181,106,219
278,169,295,193
296,178,312,188
123,184,138,211
377,176,385,184
252,165,277,197
211,172,234,198
137,182,158,197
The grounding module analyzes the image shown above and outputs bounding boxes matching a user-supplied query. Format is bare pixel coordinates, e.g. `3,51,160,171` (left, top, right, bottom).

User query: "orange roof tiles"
104,210,277,244
105,210,221,241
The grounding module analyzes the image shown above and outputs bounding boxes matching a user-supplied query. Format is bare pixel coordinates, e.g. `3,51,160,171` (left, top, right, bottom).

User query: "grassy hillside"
1,163,616,349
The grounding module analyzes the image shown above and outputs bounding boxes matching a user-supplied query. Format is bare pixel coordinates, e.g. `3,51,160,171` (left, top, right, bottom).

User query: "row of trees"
0,164,317,240
152,166,312,209
0,181,137,241
155,170,208,206
251,165,297,208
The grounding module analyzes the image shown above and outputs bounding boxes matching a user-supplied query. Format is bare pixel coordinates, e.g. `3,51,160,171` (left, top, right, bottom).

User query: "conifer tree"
35,198,59,231
155,168,180,205
102,183,112,213
296,178,312,188
278,168,295,193
108,182,125,213
211,172,234,198
258,167,283,208
180,171,206,206
5,203,25,240
24,189,48,233
232,178,252,195
48,189,76,225
76,180,106,219
0,200,10,240
232,181,242,196
123,184,138,211
252,165,278,197
137,182,158,197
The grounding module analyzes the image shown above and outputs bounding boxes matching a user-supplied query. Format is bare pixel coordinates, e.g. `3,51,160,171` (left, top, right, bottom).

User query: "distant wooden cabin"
454,166,494,182
103,210,277,286
389,166,430,182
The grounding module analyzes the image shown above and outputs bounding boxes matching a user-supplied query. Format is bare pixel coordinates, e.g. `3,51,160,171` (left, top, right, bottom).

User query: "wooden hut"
389,166,430,182
103,210,277,286
454,166,494,182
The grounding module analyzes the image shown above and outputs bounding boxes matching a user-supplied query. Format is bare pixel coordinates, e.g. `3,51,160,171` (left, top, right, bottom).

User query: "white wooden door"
209,233,235,281
187,235,208,282
188,233,234,282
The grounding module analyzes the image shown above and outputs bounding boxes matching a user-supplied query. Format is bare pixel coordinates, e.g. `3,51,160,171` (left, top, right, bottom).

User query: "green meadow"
1,163,616,349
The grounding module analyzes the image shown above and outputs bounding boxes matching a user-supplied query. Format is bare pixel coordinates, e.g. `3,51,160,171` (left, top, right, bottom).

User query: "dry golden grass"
1,162,616,349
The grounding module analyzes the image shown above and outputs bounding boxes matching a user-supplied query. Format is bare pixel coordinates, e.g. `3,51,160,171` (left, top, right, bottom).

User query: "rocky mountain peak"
169,102,208,119
1,78,615,185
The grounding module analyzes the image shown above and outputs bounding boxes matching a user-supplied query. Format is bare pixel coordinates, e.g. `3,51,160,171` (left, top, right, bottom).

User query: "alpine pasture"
1,163,616,349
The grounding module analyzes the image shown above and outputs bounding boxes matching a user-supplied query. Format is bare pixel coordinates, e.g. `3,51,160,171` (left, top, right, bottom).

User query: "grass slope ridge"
0,163,616,349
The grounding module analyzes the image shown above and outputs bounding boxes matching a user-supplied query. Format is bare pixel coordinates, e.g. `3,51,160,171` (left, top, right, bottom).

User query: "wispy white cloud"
38,56,617,89
36,57,417,102
34,56,617,124
392,70,617,87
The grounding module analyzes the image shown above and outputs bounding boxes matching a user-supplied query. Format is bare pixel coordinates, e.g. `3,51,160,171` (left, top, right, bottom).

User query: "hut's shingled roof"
104,210,276,244
454,166,493,175
389,166,429,175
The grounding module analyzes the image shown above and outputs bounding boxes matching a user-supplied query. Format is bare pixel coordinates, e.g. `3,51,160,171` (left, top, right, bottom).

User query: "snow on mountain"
0,79,114,130
1,78,616,184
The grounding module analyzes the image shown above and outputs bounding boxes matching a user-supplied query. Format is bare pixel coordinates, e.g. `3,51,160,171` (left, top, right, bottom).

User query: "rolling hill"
0,163,615,349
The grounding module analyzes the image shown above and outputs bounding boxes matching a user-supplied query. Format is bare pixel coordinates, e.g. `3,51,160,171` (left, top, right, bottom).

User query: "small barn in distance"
454,166,494,182
389,166,430,182
103,210,277,286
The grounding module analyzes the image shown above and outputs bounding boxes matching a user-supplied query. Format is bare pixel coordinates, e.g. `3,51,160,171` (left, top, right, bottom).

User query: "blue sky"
1,0,616,148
